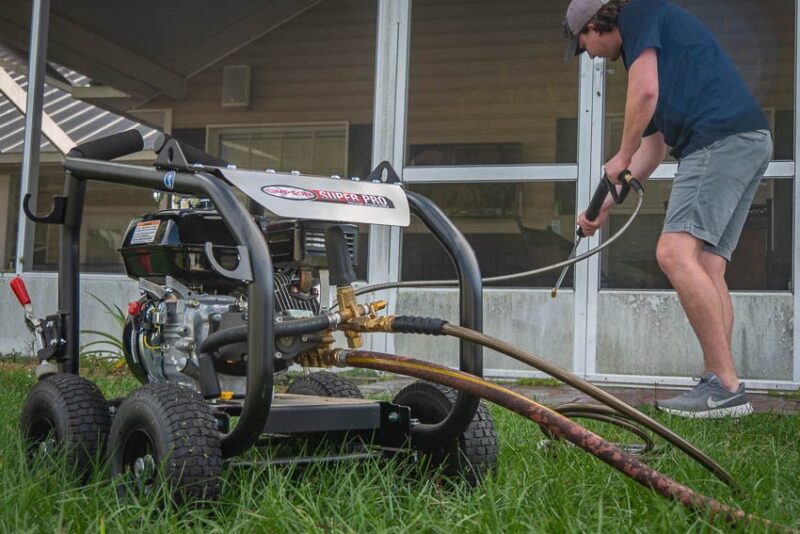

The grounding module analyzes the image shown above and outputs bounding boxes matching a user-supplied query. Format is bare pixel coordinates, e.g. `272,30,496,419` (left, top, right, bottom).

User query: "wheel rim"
26,416,58,460
121,428,158,493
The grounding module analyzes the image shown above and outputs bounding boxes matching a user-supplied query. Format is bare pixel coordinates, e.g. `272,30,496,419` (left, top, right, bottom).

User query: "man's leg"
655,232,739,391
697,250,739,390
654,131,770,418
698,251,732,344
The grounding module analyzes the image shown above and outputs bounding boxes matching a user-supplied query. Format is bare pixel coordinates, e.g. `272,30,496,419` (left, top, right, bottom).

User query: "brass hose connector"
294,331,337,370
341,314,395,333
296,347,344,369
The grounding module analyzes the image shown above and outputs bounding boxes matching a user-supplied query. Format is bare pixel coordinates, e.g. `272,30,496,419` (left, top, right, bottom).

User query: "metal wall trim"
793,1,800,385
368,0,411,355
402,165,578,183
15,0,49,274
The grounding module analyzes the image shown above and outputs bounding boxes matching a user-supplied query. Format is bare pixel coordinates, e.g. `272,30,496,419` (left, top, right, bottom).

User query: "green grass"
767,389,800,400
513,377,563,388
1,359,798,533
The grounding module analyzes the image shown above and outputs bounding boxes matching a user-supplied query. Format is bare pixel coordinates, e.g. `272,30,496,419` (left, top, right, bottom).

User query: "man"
563,0,773,418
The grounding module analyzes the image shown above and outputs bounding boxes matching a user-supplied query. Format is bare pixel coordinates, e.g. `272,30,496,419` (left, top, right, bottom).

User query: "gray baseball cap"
563,0,610,58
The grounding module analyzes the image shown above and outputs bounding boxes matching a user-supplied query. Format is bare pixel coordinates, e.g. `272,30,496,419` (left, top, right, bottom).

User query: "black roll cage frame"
26,134,484,458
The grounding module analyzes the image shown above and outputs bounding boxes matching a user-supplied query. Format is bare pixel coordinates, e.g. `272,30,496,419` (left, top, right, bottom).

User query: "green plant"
79,292,126,359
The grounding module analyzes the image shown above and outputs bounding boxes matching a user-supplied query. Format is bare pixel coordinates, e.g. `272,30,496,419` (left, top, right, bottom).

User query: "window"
30,164,158,273
407,0,580,165
207,122,349,177
402,182,577,288
403,1,580,289
198,0,378,279
0,172,18,272
602,178,792,290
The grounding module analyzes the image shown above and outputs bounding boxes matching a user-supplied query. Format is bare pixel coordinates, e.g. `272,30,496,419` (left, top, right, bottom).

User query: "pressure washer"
9,129,783,528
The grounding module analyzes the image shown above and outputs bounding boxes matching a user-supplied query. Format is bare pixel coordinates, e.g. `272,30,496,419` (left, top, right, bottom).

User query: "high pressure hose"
328,348,785,530
540,403,658,455
374,316,737,490
350,177,644,297
440,323,738,488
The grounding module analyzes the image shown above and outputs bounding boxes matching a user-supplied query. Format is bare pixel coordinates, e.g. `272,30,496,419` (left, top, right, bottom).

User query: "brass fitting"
294,332,336,369
295,347,342,369
334,290,386,346
293,295,389,367
367,300,388,314
335,285,363,348
342,314,395,333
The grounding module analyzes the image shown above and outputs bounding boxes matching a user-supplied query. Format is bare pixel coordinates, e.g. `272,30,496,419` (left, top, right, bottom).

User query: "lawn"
0,358,798,533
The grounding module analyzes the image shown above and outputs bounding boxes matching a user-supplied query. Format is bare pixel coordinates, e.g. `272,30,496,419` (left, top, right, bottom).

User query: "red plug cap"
10,276,31,306
128,301,142,316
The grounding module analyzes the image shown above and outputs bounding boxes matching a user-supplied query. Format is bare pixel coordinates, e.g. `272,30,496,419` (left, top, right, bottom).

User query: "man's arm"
604,48,660,183
629,131,667,182
578,131,667,237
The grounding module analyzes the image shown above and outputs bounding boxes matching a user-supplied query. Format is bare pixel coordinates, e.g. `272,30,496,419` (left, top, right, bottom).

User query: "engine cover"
119,209,357,291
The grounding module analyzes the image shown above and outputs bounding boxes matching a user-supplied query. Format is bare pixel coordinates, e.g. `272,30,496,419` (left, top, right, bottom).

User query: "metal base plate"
264,394,382,434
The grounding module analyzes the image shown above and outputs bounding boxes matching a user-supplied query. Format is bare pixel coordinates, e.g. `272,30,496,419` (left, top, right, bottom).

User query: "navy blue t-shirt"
618,0,769,159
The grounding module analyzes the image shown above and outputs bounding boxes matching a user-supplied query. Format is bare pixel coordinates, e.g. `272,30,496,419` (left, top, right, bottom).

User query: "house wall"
146,0,377,129
1,0,796,389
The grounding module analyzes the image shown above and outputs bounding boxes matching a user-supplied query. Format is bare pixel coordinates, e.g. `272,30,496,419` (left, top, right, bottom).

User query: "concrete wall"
395,288,574,374
1,276,794,388
0,273,139,356
394,288,795,387
596,292,794,382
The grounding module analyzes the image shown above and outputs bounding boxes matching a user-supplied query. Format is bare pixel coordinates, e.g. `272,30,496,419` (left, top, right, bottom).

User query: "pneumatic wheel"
287,371,363,398
108,383,222,505
286,371,364,450
393,381,498,485
20,373,112,483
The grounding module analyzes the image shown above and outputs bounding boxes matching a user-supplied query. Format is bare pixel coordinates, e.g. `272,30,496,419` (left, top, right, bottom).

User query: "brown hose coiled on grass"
334,349,787,531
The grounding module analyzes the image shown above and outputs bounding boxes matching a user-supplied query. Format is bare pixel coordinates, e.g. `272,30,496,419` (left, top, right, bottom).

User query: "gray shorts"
663,129,773,261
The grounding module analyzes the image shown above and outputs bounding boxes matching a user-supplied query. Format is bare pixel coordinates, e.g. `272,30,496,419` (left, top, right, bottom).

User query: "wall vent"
222,65,251,109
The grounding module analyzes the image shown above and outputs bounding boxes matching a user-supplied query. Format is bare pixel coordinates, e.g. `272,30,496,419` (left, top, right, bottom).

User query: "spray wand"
551,170,643,297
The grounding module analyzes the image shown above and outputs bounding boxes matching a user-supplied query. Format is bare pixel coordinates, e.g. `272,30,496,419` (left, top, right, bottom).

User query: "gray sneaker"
656,372,753,419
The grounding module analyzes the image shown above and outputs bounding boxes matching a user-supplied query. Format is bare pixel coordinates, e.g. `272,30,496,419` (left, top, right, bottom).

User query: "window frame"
206,121,350,176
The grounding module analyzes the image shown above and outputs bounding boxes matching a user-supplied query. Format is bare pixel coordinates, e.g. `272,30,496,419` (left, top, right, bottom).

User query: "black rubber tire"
19,373,111,483
287,371,363,399
108,383,222,505
393,381,498,485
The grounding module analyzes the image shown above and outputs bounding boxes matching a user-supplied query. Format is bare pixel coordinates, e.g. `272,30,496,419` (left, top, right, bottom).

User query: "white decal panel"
222,169,410,227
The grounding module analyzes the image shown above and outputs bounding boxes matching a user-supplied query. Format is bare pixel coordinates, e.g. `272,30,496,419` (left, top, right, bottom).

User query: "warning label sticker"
129,220,160,245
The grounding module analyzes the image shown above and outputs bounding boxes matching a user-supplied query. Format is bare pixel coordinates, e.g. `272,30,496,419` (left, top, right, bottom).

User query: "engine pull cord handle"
552,170,641,298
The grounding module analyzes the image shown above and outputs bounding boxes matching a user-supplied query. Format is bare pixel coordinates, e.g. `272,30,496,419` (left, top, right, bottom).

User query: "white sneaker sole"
658,402,753,419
